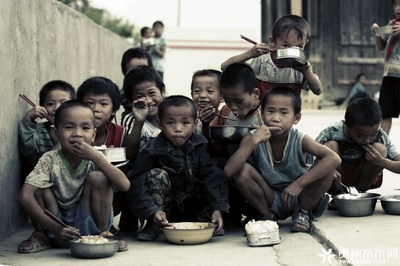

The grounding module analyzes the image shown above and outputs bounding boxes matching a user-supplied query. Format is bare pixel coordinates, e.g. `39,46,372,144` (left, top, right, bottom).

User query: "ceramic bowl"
162,222,216,245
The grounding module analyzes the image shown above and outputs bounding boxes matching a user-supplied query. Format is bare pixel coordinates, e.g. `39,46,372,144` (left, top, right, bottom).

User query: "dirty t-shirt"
25,150,98,210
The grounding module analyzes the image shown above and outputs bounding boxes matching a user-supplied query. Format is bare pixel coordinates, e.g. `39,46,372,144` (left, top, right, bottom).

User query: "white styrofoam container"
246,230,281,247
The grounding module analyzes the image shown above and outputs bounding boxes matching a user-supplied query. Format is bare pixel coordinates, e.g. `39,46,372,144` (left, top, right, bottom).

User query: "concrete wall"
0,0,131,240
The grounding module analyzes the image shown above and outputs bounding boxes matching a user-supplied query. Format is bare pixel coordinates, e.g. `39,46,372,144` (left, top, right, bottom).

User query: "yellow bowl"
162,222,216,245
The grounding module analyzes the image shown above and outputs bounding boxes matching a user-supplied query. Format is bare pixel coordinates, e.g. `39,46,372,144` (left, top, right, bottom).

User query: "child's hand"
293,62,311,74
24,106,48,121
252,125,281,143
249,43,269,58
72,140,97,160
198,105,216,124
364,143,386,165
153,210,170,227
211,210,224,236
281,182,303,208
392,21,400,36
55,225,81,241
132,97,149,123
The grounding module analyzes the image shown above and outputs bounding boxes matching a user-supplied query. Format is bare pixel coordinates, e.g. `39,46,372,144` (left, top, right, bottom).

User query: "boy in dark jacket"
127,95,229,241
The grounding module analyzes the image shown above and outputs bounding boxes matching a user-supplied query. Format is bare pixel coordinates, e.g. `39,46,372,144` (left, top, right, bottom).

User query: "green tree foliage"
58,0,134,38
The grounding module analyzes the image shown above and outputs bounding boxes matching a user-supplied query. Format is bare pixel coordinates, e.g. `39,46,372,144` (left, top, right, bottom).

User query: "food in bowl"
162,222,216,245
380,195,400,215
209,125,254,143
70,235,119,259
94,145,126,162
334,193,381,217
245,220,280,246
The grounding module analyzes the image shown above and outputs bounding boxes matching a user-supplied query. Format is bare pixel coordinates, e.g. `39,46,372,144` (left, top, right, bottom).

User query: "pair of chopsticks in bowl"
19,94,54,124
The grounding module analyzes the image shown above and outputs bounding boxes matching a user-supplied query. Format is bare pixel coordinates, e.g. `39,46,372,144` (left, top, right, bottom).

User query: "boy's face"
191,75,222,111
221,85,259,118
394,0,400,20
262,94,300,135
345,124,380,146
153,24,164,37
270,29,308,50
81,93,114,129
160,105,197,150
43,89,72,121
54,106,96,156
125,58,149,76
131,81,165,119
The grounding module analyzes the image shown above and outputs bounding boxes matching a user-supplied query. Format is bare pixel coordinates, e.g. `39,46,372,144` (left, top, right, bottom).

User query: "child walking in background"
77,76,126,148
371,0,400,135
224,87,340,232
19,80,75,179
127,96,228,241
221,14,322,98
313,98,400,210
150,20,167,79
17,100,129,253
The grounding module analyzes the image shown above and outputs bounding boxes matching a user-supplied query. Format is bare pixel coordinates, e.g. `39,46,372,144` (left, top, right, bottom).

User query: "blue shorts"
269,191,329,220
47,199,113,239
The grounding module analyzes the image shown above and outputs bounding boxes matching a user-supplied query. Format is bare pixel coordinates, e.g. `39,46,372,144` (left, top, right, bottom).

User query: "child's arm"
18,184,80,240
286,135,341,192
295,63,323,95
364,144,400,173
76,142,130,192
126,97,148,161
371,23,390,51
224,125,279,179
221,43,269,70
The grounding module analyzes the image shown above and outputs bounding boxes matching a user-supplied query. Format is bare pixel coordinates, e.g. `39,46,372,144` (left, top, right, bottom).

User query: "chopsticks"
44,209,68,227
240,34,258,45
19,94,54,124
44,209,82,238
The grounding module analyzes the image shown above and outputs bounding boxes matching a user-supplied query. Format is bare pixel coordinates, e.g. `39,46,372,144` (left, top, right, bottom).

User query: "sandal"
290,209,310,233
100,231,128,252
17,231,53,253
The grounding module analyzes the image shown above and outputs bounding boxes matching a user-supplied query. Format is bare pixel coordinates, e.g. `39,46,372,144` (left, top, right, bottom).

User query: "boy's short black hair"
219,63,256,94
54,100,94,129
158,95,197,121
39,80,76,106
123,65,165,103
261,86,302,115
345,98,382,128
272,14,310,41
76,76,121,113
190,69,221,93
152,20,164,28
120,47,153,76
140,26,151,37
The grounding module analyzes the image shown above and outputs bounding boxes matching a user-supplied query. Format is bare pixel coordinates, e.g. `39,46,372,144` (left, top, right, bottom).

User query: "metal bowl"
209,125,254,143
162,222,216,245
380,195,400,215
70,238,119,259
272,47,308,68
334,193,381,217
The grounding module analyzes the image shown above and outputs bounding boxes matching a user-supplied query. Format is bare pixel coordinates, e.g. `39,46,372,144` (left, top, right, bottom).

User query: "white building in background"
162,26,258,97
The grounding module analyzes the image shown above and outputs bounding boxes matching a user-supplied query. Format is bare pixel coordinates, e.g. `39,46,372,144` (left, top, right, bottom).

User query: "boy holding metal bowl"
221,14,322,98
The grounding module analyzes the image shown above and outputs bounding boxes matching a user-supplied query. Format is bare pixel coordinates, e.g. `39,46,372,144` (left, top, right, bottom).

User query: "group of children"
16,12,400,254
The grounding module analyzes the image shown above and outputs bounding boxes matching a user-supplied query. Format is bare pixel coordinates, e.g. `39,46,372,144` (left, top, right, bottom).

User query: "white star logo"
318,248,336,263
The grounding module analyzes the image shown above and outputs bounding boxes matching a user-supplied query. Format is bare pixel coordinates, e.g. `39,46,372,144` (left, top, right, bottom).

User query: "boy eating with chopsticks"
17,100,130,253
18,80,75,179
224,86,340,232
